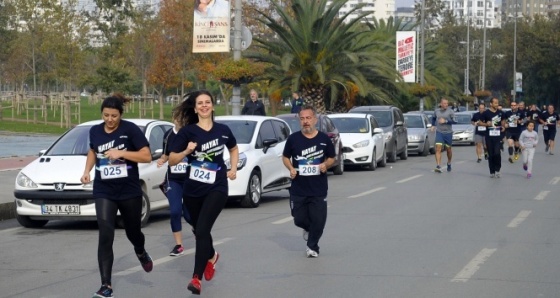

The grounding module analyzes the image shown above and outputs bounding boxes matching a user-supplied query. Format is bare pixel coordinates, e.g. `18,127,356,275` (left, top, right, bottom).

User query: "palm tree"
245,0,401,114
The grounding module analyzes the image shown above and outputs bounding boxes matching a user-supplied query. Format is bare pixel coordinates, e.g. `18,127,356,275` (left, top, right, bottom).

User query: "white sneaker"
495,172,501,178
306,247,319,258
303,230,309,241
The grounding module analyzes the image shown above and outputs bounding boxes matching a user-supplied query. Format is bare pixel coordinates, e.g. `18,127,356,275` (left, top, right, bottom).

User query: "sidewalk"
0,156,38,172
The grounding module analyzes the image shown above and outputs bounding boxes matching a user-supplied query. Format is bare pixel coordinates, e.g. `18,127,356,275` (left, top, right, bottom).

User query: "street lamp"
509,3,520,103
459,17,471,96
481,0,487,90
419,0,426,112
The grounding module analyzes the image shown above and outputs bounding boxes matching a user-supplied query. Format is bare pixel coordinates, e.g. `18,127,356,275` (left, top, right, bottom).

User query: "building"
395,6,415,24
330,0,396,23
440,0,498,28
501,0,548,17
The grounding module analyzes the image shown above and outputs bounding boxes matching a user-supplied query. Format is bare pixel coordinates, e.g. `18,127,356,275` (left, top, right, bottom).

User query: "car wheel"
421,139,430,156
388,142,397,162
367,149,376,171
429,146,435,154
16,214,48,228
399,143,408,160
378,146,387,167
332,150,344,175
117,191,151,228
240,170,262,208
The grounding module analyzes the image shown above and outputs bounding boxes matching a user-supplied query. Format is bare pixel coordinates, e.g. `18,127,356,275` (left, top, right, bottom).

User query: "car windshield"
279,116,300,133
45,124,147,156
354,110,391,127
455,114,472,124
329,118,369,133
216,120,257,144
404,115,424,128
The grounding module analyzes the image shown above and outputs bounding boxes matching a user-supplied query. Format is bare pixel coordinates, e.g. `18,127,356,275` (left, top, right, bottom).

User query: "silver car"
404,113,435,155
452,112,475,145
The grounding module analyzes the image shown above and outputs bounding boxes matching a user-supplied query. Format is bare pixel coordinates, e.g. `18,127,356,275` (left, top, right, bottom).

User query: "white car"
453,111,475,145
215,116,292,208
14,119,173,228
328,113,386,170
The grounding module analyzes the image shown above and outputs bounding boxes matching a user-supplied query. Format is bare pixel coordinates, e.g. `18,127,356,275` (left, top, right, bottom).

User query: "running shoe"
306,247,319,258
187,275,202,295
550,152,554,155
546,144,549,152
495,172,501,178
447,164,452,172
527,173,532,179
303,229,309,241
137,251,153,272
514,153,519,160
204,252,219,281
92,284,113,298
508,157,514,164
434,166,442,173
477,158,481,163
490,173,495,178
170,244,184,257
523,163,528,171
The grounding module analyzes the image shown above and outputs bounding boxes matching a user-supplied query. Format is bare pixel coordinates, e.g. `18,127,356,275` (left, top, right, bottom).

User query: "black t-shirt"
540,111,560,131
471,112,487,136
481,109,505,138
89,120,149,200
504,109,525,134
163,128,188,182
169,123,237,197
282,131,336,197
527,110,541,123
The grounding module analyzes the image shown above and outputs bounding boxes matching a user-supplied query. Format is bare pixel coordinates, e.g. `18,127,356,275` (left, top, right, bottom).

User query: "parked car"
349,105,408,162
215,116,292,208
404,112,435,155
14,119,173,228
452,111,475,145
276,113,344,175
327,113,386,170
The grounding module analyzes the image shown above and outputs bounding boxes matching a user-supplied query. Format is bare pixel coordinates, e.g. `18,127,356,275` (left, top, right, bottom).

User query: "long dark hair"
172,90,215,127
101,93,131,115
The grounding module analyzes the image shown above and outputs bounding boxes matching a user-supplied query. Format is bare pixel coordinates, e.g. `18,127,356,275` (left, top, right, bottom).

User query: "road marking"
396,174,423,184
534,191,550,201
114,237,233,277
507,210,532,228
451,248,497,282
348,187,386,199
272,216,293,225
549,177,560,185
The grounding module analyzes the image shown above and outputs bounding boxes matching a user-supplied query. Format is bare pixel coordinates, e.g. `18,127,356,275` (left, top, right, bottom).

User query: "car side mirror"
373,128,384,135
38,149,46,156
396,121,404,126
152,148,163,161
262,138,278,154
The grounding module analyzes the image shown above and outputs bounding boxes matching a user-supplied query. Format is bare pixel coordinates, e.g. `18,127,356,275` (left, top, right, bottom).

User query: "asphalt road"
1,145,560,297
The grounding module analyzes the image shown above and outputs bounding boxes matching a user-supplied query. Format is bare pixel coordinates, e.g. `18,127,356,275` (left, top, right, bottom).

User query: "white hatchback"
328,113,387,170
216,116,292,208
14,119,173,228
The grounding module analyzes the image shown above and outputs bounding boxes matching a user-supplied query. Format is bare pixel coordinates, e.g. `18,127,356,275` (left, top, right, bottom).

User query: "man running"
471,103,488,163
431,98,456,173
540,104,560,155
504,101,525,163
527,104,541,133
481,98,506,178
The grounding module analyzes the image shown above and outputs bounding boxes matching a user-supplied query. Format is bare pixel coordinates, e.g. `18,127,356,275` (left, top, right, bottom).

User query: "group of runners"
431,97,559,178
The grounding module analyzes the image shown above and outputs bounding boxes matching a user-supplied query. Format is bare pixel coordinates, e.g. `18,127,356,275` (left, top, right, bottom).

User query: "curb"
0,202,15,221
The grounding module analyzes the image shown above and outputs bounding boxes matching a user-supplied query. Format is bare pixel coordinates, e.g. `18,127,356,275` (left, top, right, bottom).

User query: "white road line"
396,174,423,184
114,237,233,277
534,191,550,201
272,216,293,225
347,187,386,199
451,248,497,282
549,177,560,185
507,210,532,228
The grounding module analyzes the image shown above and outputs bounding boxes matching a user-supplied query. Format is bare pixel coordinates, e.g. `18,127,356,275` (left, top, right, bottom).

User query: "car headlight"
352,140,370,148
16,172,38,188
466,127,474,133
408,134,421,141
384,131,392,141
225,152,247,170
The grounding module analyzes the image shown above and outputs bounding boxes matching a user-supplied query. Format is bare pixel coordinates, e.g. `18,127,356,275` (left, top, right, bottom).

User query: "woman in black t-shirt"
169,90,239,295
80,94,153,298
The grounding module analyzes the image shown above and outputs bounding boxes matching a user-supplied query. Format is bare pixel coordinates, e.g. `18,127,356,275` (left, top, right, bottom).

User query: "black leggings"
96,197,146,285
485,136,502,174
183,191,228,279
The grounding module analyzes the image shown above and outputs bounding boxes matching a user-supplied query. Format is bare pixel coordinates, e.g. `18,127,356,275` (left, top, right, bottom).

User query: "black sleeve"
241,102,248,115
259,101,266,116
163,128,172,155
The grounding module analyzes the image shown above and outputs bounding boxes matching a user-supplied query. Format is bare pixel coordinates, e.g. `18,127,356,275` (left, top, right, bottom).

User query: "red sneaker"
187,275,202,295
204,252,219,281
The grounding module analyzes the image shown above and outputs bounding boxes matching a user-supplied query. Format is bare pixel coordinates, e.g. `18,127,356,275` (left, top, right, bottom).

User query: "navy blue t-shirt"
282,131,336,197
89,120,149,200
481,109,505,138
504,110,525,134
163,128,188,183
540,111,560,131
471,111,486,136
169,123,237,197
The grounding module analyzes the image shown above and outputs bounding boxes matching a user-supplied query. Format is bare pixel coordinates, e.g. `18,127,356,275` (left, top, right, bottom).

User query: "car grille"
342,147,353,153
27,199,95,205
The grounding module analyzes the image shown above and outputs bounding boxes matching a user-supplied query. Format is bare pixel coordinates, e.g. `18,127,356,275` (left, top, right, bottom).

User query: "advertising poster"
396,31,416,83
193,0,231,53
515,72,522,93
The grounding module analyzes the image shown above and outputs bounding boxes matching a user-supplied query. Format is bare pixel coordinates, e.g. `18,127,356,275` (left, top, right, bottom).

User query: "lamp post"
231,0,242,115
419,0,426,112
481,0,487,90
512,4,518,103
464,17,470,96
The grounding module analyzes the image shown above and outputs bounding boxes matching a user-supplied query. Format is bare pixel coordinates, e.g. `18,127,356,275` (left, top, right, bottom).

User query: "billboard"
193,0,231,53
396,31,416,83
515,72,522,93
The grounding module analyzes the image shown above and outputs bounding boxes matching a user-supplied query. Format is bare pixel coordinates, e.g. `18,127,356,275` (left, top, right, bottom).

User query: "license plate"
42,204,80,215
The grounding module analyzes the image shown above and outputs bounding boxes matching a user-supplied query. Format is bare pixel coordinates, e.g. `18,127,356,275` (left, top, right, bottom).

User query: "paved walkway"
0,156,38,172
